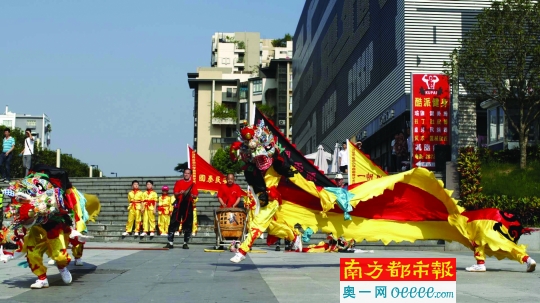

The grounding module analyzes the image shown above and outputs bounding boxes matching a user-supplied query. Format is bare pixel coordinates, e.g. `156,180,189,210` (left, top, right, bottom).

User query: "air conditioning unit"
278,120,286,125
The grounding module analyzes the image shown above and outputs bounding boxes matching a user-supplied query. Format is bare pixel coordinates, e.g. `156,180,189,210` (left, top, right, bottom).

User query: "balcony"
212,137,238,144
222,91,238,102
234,58,245,67
212,117,237,125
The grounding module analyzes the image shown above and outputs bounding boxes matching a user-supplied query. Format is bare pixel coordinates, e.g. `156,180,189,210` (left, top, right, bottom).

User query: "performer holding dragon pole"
228,120,302,263
164,168,198,249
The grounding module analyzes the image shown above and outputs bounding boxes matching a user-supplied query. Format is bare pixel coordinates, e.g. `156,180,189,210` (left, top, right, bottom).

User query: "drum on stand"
214,207,247,249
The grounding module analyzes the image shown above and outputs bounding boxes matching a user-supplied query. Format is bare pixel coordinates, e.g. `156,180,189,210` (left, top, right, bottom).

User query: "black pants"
0,153,13,181
167,200,193,243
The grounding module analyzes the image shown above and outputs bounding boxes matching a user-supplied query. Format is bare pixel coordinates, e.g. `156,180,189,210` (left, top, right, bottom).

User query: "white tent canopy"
313,145,329,174
329,142,340,173
304,149,332,161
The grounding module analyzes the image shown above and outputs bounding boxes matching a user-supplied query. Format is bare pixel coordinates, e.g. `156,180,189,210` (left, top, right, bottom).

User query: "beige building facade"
189,34,294,162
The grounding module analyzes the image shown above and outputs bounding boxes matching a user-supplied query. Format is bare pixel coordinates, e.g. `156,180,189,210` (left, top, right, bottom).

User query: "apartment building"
189,33,294,162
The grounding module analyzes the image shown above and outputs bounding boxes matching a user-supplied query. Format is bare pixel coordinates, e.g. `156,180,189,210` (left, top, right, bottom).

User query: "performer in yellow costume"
157,185,173,236
141,180,157,237
228,115,537,273
123,180,144,236
0,165,101,289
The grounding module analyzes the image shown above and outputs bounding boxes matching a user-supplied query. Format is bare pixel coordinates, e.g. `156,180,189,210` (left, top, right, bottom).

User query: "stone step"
83,234,445,250
94,202,223,209
82,195,222,200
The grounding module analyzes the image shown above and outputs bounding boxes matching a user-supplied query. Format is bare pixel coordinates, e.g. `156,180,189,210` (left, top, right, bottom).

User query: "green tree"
211,147,243,174
257,103,276,120
445,0,540,169
271,33,292,47
212,102,237,120
174,162,188,173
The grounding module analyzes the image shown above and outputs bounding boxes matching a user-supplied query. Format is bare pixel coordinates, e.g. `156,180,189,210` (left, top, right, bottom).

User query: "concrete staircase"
70,173,446,250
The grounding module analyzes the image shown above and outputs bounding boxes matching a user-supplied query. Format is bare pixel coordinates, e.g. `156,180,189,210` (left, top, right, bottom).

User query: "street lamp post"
111,172,118,177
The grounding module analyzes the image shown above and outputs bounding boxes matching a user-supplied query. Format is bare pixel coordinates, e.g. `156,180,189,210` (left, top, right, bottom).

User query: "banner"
410,74,451,169
347,140,387,184
187,145,246,196
254,107,336,188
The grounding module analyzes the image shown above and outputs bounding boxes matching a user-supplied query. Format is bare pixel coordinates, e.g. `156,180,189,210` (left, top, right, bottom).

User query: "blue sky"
0,0,305,177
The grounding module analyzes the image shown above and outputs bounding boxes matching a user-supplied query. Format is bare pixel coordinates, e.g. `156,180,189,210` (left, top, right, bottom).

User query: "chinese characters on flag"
188,145,246,196
410,74,451,169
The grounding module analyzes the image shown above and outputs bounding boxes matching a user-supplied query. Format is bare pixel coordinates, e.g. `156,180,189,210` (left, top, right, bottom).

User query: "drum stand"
214,209,248,250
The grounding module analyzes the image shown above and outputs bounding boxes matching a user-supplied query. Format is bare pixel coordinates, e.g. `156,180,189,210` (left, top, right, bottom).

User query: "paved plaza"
0,242,538,303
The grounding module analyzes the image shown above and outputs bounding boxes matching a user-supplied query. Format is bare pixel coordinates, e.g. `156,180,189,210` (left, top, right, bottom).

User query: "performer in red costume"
164,169,198,249
217,173,244,208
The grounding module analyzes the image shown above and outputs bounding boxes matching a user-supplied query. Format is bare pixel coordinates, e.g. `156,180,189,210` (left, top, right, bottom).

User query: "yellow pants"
142,204,156,233
473,242,526,264
158,213,170,234
26,225,71,278
72,243,83,259
126,203,142,233
267,219,297,241
239,200,281,254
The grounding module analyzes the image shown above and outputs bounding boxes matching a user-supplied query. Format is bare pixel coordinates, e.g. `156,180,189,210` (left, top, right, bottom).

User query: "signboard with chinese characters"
340,258,456,302
410,73,451,169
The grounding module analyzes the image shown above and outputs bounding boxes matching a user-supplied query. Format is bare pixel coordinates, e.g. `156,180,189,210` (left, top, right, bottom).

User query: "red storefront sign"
410,74,451,169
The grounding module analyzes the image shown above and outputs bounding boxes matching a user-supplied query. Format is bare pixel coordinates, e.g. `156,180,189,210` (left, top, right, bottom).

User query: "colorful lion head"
3,173,65,229
232,120,279,171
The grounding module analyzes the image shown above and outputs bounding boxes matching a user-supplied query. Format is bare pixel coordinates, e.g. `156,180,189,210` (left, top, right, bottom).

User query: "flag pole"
187,144,191,169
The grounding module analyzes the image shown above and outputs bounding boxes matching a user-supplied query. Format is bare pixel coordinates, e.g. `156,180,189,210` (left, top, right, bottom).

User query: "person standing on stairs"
122,180,144,236
157,185,173,236
164,169,199,249
141,180,157,237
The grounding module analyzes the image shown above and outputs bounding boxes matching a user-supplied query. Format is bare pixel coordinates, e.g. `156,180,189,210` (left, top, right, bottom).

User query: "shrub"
457,147,540,226
459,193,540,227
457,147,482,199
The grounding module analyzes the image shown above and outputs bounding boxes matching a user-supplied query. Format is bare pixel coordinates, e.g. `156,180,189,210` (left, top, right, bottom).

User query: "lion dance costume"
0,165,101,289
228,115,537,273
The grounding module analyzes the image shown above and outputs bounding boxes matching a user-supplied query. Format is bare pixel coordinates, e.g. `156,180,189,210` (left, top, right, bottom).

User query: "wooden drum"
215,207,246,239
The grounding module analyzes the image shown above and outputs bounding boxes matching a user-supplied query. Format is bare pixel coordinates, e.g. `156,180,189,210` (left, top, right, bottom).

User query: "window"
497,107,504,141
253,80,262,95
239,88,247,99
226,127,232,138
221,58,230,65
240,103,248,120
2,120,12,127
289,96,293,111
488,108,497,143
27,120,36,127
227,88,232,98
488,106,505,144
